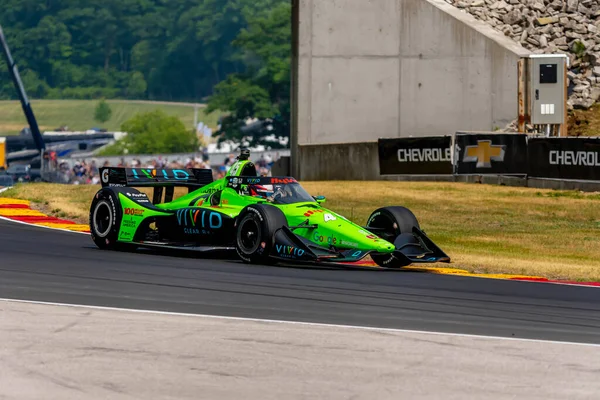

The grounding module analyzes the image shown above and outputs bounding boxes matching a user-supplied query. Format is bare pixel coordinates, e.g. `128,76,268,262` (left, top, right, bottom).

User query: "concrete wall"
298,142,380,181
297,141,600,192
296,0,531,158
298,141,461,181
297,141,455,181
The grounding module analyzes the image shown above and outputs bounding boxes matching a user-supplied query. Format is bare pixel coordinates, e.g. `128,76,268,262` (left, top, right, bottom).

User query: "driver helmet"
248,184,274,199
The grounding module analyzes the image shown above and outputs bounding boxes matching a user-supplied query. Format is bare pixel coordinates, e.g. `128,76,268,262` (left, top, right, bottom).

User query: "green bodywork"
114,158,396,255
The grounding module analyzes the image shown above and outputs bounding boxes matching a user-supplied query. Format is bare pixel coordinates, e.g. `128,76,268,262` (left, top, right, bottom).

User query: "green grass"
0,99,221,136
2,181,600,281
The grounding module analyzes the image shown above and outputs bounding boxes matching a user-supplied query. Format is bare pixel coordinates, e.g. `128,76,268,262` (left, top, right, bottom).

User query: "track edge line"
1,297,599,348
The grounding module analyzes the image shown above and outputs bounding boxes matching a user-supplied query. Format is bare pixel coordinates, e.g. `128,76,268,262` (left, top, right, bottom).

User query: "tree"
126,71,147,99
0,0,288,102
98,109,199,155
206,1,291,148
94,99,113,123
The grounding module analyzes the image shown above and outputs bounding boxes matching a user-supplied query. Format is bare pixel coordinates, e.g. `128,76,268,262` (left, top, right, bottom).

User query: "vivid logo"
131,168,190,180
176,208,222,229
275,244,305,257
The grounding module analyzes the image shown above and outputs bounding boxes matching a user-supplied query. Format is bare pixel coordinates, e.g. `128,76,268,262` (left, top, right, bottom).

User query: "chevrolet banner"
528,137,600,181
455,133,528,176
378,136,453,175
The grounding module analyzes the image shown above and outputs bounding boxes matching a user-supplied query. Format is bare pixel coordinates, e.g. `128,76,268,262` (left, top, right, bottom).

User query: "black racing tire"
89,188,123,250
235,204,288,264
366,206,420,268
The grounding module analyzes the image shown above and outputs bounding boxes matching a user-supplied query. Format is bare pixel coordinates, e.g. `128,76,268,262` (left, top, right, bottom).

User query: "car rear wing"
99,167,214,204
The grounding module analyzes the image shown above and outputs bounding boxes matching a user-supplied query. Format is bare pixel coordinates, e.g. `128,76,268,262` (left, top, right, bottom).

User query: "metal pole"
0,24,45,152
0,137,6,169
290,0,300,178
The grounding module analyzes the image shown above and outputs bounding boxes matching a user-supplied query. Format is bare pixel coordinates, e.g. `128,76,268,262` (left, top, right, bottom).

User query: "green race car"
90,149,450,268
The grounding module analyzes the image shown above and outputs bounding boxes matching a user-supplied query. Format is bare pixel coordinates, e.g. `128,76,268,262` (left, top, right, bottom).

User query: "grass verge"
0,99,220,135
2,181,600,281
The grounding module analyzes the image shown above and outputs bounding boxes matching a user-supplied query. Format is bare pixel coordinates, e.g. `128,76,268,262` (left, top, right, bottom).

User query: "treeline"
0,0,289,102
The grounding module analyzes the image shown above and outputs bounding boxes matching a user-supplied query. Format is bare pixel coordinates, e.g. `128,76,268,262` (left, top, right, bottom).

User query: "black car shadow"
82,243,433,273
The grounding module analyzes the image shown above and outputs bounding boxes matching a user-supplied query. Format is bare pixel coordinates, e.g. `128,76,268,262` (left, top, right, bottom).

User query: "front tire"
366,206,420,268
235,204,288,264
89,188,122,250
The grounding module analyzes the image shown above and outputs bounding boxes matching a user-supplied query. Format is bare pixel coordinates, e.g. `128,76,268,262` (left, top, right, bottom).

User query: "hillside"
0,0,287,102
447,0,600,110
0,100,220,136
446,0,600,135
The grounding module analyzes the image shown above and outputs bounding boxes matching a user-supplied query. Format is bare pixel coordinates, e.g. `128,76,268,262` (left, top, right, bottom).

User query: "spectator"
48,151,283,185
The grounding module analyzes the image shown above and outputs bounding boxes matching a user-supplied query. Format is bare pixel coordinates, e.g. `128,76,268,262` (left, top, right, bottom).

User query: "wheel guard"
270,226,450,265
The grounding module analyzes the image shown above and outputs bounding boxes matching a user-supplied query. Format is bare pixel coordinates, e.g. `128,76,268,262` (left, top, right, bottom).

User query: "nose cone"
376,241,395,252
355,234,394,252
352,226,396,252
321,211,395,252
296,206,396,252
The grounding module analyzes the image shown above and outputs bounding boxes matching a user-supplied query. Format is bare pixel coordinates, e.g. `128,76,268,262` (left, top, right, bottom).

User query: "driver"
247,184,293,203
267,185,293,202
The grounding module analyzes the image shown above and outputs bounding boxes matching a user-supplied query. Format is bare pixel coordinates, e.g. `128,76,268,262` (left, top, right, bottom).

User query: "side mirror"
313,195,326,204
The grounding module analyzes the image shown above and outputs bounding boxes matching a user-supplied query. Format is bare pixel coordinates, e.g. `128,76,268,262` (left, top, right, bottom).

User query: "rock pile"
445,0,600,110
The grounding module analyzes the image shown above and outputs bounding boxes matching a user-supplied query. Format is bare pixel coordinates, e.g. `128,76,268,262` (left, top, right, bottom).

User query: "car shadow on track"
81,243,432,273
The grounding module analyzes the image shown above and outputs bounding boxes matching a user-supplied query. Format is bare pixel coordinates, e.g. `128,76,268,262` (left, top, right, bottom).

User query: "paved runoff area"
1,196,600,399
1,299,599,400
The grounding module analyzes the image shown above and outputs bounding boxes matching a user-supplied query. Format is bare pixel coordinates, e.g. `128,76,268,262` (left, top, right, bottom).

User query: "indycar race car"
90,149,450,268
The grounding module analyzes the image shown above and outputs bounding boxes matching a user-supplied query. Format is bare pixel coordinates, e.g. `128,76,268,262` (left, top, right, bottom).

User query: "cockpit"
227,177,316,205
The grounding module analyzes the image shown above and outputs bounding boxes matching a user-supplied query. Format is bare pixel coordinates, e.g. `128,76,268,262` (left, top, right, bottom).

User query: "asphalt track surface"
1,219,600,344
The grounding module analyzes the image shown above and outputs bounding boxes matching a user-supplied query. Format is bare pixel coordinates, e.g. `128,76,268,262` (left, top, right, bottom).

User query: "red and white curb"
0,197,90,234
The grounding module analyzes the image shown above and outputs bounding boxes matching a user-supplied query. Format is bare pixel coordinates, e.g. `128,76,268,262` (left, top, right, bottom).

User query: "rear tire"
89,188,122,250
366,206,420,268
235,204,288,264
